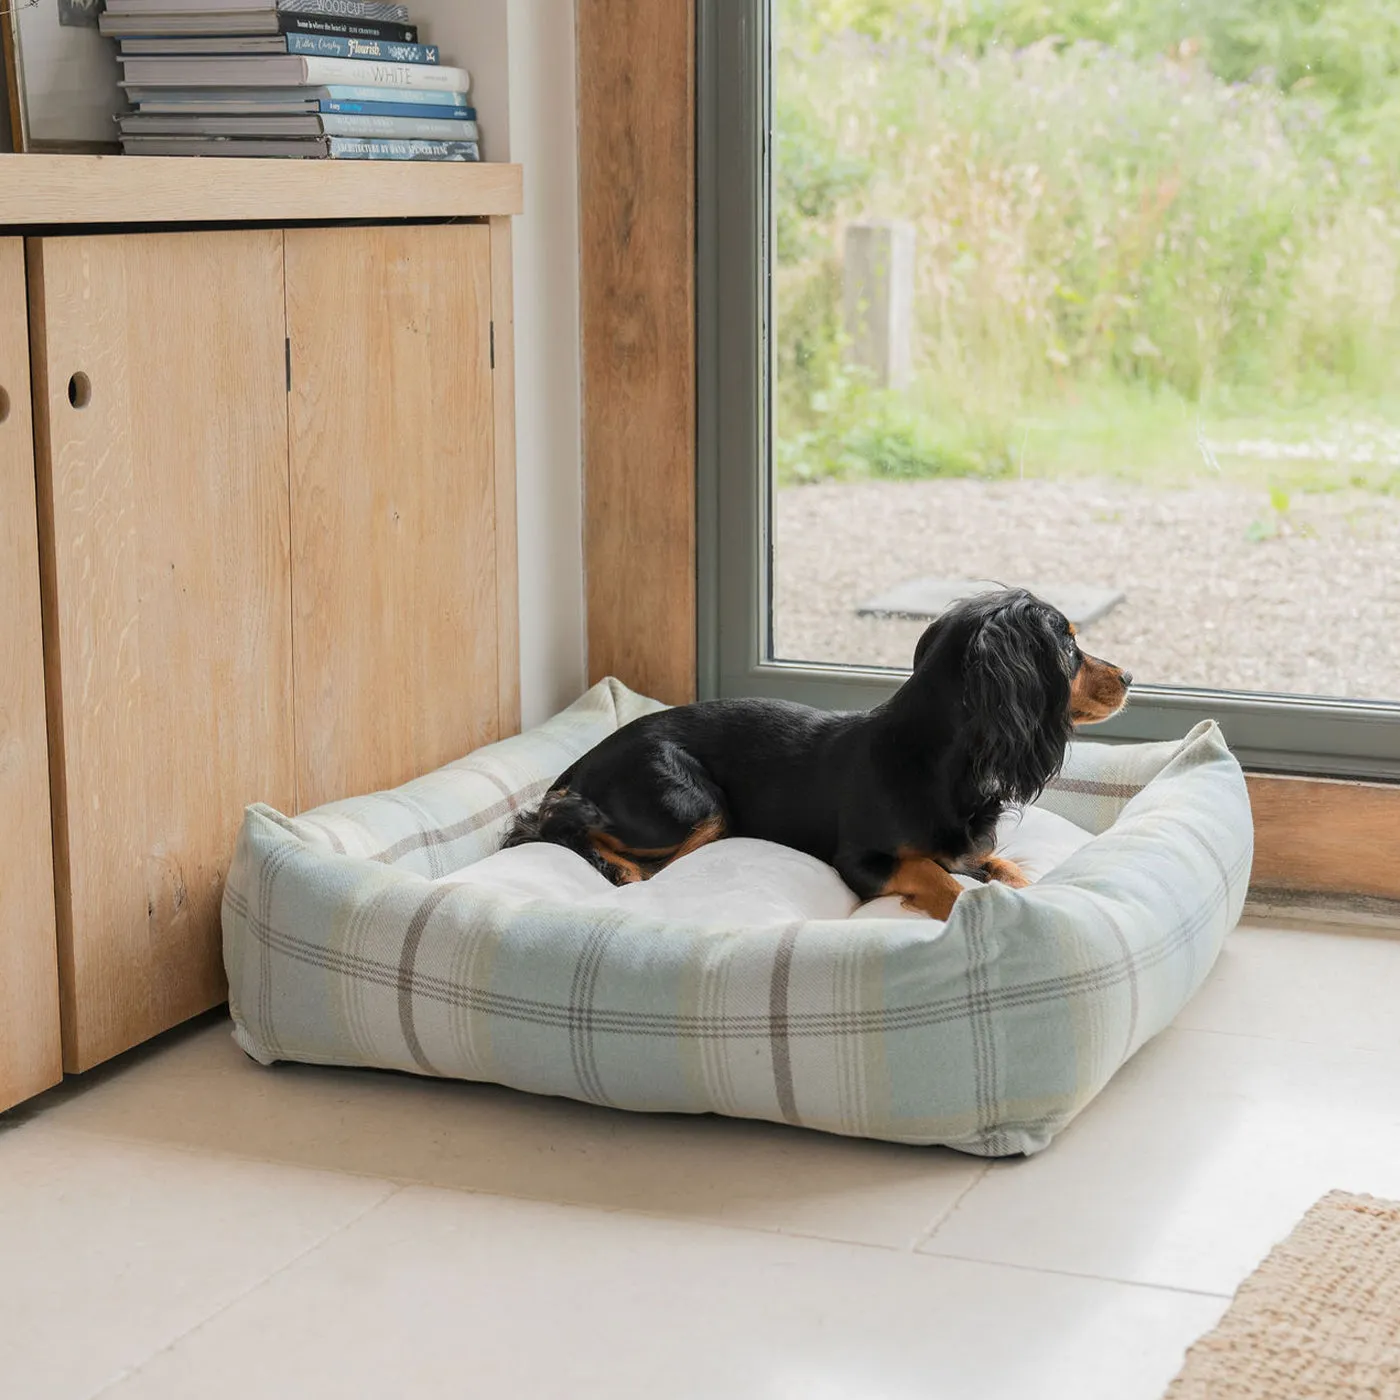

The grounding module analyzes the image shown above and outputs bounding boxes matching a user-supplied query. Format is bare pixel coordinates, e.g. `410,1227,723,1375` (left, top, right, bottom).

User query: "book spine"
318,99,476,121
326,137,480,162
287,34,439,64
279,15,418,43
277,0,411,18
302,57,468,91
320,113,479,140
320,85,471,107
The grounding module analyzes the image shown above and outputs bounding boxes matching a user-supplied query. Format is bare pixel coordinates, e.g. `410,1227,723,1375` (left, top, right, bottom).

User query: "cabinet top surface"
0,154,522,226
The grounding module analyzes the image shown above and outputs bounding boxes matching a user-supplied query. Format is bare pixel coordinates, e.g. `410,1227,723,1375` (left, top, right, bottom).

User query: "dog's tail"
503,787,616,879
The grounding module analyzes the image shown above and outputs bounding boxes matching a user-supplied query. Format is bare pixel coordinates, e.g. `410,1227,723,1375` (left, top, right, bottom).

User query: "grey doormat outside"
855,577,1125,628
1164,1191,1400,1399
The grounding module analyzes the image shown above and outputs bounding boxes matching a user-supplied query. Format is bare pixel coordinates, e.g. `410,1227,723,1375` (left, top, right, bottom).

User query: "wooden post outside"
843,219,915,389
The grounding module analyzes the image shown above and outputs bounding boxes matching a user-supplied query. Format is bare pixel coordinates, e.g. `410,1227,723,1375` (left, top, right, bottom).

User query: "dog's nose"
1120,671,1134,688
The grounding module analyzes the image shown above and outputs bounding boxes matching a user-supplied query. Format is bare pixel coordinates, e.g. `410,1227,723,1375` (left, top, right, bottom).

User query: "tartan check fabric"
222,678,1253,1156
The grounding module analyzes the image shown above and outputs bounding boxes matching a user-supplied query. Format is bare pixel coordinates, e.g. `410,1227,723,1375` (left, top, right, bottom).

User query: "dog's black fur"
504,588,1131,906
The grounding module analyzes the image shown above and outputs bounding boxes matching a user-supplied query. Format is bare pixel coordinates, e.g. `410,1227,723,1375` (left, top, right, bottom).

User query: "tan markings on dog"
979,855,1031,889
587,833,646,884
668,813,728,864
880,852,966,920
592,830,679,861
1071,651,1131,723
591,814,728,882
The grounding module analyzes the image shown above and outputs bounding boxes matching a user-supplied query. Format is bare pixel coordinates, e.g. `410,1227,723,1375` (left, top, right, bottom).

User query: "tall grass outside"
774,1,1400,499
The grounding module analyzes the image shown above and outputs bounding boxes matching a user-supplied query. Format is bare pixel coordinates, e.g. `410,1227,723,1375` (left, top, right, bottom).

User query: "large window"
699,0,1400,778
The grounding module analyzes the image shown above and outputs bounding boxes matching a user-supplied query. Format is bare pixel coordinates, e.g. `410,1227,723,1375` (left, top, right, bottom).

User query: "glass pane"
770,0,1400,701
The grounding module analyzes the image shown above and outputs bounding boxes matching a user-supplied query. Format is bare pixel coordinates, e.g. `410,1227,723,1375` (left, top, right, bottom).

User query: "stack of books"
100,0,479,160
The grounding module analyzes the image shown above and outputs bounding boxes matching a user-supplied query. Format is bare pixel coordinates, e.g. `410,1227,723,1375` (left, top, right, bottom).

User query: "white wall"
413,1,510,161
417,0,587,727
505,1,587,726
13,2,125,146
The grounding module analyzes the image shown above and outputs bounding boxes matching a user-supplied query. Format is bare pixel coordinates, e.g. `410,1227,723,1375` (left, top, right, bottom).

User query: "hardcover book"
100,13,419,41
286,34,438,64
118,55,469,91
119,133,481,160
104,0,411,17
119,111,480,140
121,84,473,108
117,35,440,63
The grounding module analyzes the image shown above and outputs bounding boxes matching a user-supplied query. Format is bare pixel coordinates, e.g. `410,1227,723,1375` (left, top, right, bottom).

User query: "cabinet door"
29,231,294,1072
286,224,500,809
0,237,61,1111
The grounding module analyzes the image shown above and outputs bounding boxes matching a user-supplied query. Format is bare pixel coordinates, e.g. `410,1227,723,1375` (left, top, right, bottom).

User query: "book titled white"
118,54,469,91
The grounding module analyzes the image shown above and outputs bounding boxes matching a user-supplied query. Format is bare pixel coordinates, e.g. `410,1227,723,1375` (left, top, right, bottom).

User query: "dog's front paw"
982,856,1031,889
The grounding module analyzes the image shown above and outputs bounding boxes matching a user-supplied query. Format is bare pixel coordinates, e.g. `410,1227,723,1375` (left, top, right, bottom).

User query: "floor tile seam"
378,1184,926,1256
1169,1022,1398,1054
912,1246,1236,1301
13,1120,432,1191
909,1161,994,1251
22,1123,987,1256
83,1183,409,1400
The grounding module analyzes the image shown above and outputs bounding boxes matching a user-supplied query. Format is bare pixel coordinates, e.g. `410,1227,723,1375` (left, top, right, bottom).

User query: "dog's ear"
961,599,1074,804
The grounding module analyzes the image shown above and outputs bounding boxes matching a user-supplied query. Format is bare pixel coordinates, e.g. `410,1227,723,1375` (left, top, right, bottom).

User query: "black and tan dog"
505,588,1132,919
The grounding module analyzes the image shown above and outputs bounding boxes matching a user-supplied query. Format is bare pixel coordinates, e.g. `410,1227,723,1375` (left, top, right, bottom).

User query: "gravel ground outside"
773,479,1400,700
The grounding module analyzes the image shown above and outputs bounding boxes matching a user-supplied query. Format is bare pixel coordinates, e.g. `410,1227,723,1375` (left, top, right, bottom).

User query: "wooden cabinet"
29,231,295,1072
0,162,521,1085
0,237,61,1113
286,224,504,808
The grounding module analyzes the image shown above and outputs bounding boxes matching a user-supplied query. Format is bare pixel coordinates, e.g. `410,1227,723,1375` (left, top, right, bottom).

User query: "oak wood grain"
286,223,500,809
1247,773,1400,902
0,236,62,1110
0,154,522,225
29,230,294,1071
489,215,521,738
577,0,697,705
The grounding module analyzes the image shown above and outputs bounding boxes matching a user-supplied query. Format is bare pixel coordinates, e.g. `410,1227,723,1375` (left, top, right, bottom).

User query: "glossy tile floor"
4,918,1400,1400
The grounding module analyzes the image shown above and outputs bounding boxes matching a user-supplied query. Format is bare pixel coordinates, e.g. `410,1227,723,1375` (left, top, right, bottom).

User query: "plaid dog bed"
222,679,1252,1155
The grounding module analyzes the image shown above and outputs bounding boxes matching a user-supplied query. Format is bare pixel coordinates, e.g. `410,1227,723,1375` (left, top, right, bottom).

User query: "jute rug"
1165,1191,1400,1398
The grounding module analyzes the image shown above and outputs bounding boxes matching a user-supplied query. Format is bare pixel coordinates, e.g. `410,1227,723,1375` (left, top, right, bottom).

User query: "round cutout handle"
68,372,92,409
0,386,9,423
